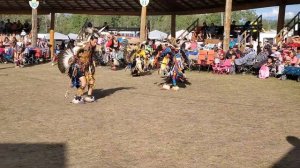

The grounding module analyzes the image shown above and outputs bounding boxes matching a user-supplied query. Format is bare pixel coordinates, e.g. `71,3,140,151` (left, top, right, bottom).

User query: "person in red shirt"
0,41,5,62
105,34,113,48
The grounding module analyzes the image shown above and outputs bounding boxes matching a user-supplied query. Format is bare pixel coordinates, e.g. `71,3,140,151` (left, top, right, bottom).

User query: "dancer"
58,36,98,104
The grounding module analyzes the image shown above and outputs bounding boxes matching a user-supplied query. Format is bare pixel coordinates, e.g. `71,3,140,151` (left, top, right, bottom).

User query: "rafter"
51,0,64,10
13,0,23,8
180,0,196,10
122,0,138,11
150,0,170,11
61,0,78,9
0,0,299,16
83,0,98,10
101,0,115,10
73,0,89,10
109,0,126,10
91,0,107,10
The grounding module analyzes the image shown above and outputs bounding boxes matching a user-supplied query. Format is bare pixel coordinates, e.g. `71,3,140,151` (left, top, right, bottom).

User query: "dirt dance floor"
0,63,299,168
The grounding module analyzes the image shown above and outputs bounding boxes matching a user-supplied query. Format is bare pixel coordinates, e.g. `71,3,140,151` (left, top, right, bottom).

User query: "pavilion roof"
0,0,299,15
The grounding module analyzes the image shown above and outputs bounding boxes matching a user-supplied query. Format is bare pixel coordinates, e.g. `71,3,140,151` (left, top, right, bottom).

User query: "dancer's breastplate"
78,50,92,71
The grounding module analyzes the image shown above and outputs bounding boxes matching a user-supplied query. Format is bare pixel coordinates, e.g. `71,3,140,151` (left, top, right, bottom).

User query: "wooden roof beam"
150,0,170,11
52,0,65,10
83,0,98,10
13,0,24,8
122,0,138,11
109,0,127,10
91,0,107,9
0,0,299,16
209,0,223,5
101,0,116,10
180,0,196,10
73,0,91,10
64,0,76,9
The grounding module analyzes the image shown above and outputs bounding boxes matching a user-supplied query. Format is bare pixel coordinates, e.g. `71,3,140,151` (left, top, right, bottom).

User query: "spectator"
23,20,30,34
191,30,197,42
105,34,113,49
230,20,237,38
271,45,278,53
225,47,235,59
11,22,17,34
3,36,10,46
5,19,12,34
217,39,222,49
232,45,243,58
87,22,93,28
60,41,66,50
14,42,24,68
207,23,216,39
201,22,208,39
257,41,262,54
16,20,23,34
289,51,298,66
11,36,17,44
0,21,5,34
55,44,60,52
0,41,5,62
229,37,237,49
103,22,109,31
243,21,251,33
197,31,204,42
4,42,15,63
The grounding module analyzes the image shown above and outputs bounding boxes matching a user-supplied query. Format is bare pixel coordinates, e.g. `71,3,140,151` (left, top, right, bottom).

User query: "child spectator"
14,42,24,68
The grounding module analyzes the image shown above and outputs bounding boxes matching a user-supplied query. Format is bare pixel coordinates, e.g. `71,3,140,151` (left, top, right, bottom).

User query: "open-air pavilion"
1,0,299,55
1,1,300,167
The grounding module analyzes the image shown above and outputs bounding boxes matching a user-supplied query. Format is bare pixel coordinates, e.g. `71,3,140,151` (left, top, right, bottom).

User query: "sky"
254,4,300,20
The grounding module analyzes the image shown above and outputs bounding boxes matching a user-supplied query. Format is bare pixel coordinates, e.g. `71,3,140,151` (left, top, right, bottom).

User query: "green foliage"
231,10,258,24
262,19,277,31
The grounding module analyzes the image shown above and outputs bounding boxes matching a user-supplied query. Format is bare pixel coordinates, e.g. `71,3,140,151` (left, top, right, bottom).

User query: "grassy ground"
0,63,299,168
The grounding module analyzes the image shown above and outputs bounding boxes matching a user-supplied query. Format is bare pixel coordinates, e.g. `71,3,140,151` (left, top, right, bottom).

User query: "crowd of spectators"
0,33,49,68
210,36,300,79
191,20,260,43
0,19,31,35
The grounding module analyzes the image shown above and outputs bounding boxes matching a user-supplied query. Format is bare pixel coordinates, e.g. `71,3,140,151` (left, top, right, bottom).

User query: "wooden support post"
50,13,55,59
223,0,232,51
277,3,286,34
171,14,176,38
140,6,147,41
31,8,38,47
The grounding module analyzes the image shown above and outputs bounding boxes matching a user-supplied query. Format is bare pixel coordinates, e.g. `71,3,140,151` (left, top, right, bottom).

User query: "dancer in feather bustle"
58,36,98,104
160,44,189,91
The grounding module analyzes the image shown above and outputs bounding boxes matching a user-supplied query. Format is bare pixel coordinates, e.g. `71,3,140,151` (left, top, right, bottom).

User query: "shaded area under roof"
0,0,299,15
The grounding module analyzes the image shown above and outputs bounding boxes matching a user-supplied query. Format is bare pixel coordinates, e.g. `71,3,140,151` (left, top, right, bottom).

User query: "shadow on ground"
272,136,300,168
93,87,135,100
0,143,66,168
0,66,14,70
